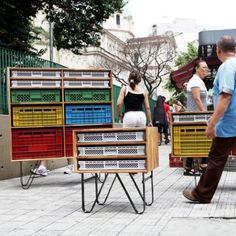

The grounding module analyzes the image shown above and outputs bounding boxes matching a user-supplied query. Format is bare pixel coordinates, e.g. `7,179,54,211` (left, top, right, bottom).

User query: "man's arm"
207,93,231,138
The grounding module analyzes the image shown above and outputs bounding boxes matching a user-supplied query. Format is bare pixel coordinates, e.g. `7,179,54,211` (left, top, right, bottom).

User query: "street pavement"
1,144,236,235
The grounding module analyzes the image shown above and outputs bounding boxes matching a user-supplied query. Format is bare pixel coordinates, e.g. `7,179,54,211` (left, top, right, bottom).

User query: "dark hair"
217,35,235,53
192,59,207,75
128,70,142,90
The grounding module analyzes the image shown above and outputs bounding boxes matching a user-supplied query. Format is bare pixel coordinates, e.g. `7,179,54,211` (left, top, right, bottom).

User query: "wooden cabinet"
8,68,113,161
73,127,159,173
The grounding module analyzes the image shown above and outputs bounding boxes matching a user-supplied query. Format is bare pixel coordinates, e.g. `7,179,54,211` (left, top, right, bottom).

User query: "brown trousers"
192,137,236,203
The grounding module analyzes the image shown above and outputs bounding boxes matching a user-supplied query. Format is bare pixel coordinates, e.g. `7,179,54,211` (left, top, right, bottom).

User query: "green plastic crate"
64,89,110,102
11,90,61,103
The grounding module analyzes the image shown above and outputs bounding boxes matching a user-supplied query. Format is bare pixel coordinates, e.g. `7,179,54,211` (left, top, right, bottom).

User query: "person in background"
173,99,186,112
163,96,170,144
184,59,209,176
31,159,75,176
153,95,169,145
207,88,214,111
183,35,236,203
116,70,153,128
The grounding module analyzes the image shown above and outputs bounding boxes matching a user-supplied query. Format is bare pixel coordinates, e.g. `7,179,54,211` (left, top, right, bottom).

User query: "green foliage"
164,42,198,93
175,42,198,67
0,0,42,53
0,0,124,54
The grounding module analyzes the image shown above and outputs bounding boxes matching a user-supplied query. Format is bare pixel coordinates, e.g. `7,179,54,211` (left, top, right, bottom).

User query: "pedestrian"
152,95,168,145
163,96,170,144
183,35,236,203
31,159,75,176
116,70,153,128
183,59,209,176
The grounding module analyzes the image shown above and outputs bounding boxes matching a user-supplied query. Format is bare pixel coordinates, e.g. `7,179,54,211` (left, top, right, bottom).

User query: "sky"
128,0,236,37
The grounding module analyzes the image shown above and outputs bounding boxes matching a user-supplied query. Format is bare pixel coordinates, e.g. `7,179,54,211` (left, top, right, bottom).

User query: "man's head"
217,35,236,61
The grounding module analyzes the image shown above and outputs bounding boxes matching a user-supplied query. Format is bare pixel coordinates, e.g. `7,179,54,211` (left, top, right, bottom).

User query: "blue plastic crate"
65,105,112,125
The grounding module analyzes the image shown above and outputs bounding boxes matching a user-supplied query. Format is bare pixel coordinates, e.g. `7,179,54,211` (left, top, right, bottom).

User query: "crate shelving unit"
73,127,158,214
8,68,114,162
170,111,213,157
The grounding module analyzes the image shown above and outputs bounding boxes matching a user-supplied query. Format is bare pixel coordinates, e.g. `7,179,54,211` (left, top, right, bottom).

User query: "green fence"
0,47,65,114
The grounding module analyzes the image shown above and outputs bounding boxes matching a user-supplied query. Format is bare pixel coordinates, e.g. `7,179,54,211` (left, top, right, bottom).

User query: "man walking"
183,35,236,203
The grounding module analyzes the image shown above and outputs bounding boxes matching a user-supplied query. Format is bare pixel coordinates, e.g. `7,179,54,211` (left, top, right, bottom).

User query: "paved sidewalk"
1,144,236,235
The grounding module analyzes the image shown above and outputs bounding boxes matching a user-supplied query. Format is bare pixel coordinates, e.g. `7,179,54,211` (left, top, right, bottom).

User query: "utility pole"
49,21,53,62
48,0,53,62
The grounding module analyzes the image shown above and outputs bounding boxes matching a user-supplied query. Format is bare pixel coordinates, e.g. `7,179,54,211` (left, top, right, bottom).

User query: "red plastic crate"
65,127,74,157
12,128,64,160
232,146,236,155
169,153,183,168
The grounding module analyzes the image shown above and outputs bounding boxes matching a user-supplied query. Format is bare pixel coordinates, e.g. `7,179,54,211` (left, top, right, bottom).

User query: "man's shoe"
183,190,199,202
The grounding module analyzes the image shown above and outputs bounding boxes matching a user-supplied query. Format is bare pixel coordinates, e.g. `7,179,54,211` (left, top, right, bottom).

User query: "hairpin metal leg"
192,159,200,186
116,173,146,214
129,171,154,206
19,161,41,189
97,174,117,205
81,173,111,213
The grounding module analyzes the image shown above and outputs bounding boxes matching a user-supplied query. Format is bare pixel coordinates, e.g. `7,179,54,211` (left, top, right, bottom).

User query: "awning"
170,56,221,90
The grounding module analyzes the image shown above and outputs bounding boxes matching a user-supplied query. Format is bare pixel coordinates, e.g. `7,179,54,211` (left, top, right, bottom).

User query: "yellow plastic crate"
12,106,63,127
172,125,212,156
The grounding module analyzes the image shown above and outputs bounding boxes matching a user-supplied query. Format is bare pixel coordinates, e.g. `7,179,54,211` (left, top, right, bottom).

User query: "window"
116,14,120,25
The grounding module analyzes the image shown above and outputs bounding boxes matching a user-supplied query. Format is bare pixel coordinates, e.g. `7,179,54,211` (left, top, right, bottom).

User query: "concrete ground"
1,144,236,235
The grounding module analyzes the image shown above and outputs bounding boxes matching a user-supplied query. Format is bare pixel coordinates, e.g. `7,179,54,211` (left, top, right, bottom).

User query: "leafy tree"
164,42,198,93
0,0,124,54
174,42,198,67
0,0,42,53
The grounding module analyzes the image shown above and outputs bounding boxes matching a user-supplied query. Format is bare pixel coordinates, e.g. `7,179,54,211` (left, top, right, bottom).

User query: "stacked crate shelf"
8,68,113,161
170,111,213,162
63,69,113,157
73,127,158,173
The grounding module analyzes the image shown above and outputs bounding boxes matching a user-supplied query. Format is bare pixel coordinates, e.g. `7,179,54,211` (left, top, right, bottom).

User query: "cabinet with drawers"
73,127,159,173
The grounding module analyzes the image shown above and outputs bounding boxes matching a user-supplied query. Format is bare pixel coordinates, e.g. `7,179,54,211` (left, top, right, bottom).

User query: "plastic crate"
172,125,212,156
12,106,63,127
78,160,146,170
232,146,236,155
77,131,145,142
172,113,211,123
64,80,109,88
64,89,110,102
65,127,74,157
169,153,183,167
11,70,61,78
78,145,145,156
65,104,112,125
63,71,109,78
11,80,61,88
11,90,61,103
12,128,64,160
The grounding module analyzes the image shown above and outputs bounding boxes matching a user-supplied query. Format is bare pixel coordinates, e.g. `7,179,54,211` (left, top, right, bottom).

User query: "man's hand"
206,118,216,138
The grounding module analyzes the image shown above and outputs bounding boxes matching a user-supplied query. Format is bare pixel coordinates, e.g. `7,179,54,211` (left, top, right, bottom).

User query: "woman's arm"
116,87,125,121
191,87,206,111
144,92,153,127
